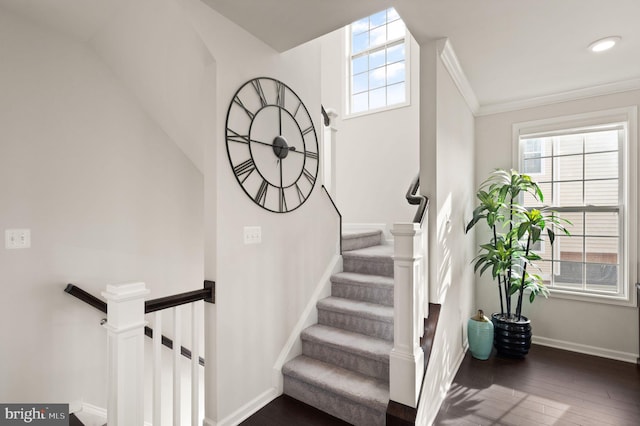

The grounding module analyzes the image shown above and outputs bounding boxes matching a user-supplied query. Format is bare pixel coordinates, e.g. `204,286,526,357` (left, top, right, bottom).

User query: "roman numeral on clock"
255,179,269,206
295,183,304,204
227,129,250,144
251,80,268,107
233,96,255,119
276,81,286,108
233,158,255,183
303,168,316,185
305,151,318,160
279,188,287,212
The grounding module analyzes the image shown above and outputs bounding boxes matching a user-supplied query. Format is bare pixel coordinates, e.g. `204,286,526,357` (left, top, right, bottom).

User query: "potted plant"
466,169,570,358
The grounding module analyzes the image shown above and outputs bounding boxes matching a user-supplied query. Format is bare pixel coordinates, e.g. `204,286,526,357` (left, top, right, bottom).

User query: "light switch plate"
5,229,31,249
244,226,261,244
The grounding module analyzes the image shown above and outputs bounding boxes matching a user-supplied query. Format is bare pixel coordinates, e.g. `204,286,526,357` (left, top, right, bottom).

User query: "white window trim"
512,107,638,307
343,16,411,119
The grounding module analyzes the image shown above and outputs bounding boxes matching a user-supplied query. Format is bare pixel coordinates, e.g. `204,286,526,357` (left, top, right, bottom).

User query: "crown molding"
437,38,480,115
477,77,640,116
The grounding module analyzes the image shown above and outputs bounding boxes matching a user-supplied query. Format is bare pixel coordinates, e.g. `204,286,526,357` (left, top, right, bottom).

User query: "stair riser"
318,309,393,341
284,376,385,426
302,340,389,382
343,257,393,277
342,234,383,251
331,282,393,307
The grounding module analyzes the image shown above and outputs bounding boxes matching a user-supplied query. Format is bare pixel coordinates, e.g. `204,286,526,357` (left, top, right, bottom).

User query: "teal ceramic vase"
467,310,494,360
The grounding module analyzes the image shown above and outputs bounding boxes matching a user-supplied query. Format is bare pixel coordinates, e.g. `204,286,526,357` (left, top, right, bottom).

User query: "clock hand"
250,139,295,152
250,139,275,148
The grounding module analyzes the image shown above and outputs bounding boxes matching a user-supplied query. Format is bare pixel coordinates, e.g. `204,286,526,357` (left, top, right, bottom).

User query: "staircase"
283,229,394,425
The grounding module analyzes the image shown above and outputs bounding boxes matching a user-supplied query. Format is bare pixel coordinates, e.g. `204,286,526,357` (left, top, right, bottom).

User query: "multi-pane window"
521,139,543,174
349,8,408,115
516,111,636,303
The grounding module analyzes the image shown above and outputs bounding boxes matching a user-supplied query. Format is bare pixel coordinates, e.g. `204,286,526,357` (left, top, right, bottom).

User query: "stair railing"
65,281,214,425
389,174,429,409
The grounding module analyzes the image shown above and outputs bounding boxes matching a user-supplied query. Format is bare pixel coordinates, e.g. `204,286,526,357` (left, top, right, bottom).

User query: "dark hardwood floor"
435,345,640,426
241,345,639,425
239,394,350,426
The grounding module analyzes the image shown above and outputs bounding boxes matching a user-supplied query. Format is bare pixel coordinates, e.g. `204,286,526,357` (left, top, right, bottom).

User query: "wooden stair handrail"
406,174,429,225
64,282,214,366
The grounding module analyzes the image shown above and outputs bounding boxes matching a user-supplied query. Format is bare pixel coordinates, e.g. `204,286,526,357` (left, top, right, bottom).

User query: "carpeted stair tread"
330,272,394,306
302,324,392,363
317,297,393,323
342,229,381,238
343,244,394,259
283,355,389,412
342,245,394,277
331,272,394,289
342,229,383,251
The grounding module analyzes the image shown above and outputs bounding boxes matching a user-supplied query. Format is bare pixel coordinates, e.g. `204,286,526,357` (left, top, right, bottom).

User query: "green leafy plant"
466,169,570,321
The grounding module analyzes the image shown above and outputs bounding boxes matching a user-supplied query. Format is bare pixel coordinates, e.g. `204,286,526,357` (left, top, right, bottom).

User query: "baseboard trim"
76,403,152,426
532,336,638,364
206,387,279,426
79,403,105,418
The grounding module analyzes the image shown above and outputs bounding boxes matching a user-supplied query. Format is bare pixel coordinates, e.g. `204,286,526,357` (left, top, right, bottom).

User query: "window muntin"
518,125,628,299
348,8,408,115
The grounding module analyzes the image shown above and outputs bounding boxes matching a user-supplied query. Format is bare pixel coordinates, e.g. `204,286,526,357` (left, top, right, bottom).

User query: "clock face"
225,77,319,213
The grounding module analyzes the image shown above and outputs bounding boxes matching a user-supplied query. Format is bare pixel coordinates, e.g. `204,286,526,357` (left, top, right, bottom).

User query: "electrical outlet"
244,226,261,244
5,229,31,249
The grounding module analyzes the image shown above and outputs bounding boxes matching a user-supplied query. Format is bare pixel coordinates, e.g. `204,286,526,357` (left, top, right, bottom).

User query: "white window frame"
345,8,411,118
512,107,638,307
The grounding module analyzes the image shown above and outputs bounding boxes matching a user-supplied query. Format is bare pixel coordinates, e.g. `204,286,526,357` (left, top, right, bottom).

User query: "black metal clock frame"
225,77,319,213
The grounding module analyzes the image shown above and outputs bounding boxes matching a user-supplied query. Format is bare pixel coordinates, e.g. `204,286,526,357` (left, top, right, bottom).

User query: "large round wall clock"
225,77,319,213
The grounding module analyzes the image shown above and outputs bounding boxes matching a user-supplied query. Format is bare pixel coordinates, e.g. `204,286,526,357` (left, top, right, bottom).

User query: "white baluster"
153,311,162,426
191,302,201,426
102,282,149,426
173,306,182,425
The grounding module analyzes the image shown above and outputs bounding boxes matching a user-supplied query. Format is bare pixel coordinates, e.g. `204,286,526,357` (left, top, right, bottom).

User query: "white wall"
91,0,214,174
182,2,340,424
475,90,640,361
417,40,476,425
319,28,419,233
0,6,203,407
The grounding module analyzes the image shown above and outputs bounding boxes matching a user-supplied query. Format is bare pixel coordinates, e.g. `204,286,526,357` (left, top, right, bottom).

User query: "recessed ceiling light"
588,36,621,52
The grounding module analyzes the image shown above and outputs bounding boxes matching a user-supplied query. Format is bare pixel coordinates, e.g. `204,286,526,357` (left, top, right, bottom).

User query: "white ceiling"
203,0,640,111
395,0,640,110
3,0,640,111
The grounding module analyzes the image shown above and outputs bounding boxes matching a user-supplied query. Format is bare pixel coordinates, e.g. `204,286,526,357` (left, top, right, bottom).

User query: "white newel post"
322,108,338,199
102,282,150,426
390,223,425,408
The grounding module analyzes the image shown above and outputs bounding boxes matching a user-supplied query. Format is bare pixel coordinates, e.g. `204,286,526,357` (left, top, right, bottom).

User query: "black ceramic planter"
491,313,532,358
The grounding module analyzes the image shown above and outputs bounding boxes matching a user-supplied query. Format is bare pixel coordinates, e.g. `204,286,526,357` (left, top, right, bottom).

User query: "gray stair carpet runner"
283,229,394,425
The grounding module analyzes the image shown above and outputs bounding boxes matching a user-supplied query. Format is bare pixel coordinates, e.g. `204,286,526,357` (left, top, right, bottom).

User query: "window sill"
548,287,637,307
344,100,411,121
